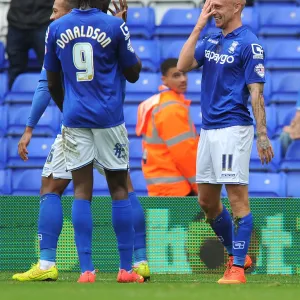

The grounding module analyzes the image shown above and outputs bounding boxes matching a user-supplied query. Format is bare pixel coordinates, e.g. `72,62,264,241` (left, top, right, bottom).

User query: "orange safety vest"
136,89,199,196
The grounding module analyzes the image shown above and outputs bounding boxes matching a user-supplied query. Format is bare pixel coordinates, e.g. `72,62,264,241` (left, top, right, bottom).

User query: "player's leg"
196,129,234,258
62,126,96,283
93,124,143,283
212,126,254,284
12,136,71,281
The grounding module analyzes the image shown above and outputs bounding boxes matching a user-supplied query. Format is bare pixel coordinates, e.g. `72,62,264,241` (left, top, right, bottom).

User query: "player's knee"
198,196,211,213
40,175,70,196
110,186,128,200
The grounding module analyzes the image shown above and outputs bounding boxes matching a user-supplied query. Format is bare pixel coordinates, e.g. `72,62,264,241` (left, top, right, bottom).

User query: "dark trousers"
6,24,49,89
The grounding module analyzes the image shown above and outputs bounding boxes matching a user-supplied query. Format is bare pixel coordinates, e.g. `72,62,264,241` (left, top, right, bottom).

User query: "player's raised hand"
196,0,215,30
18,127,33,161
108,0,128,22
257,133,274,165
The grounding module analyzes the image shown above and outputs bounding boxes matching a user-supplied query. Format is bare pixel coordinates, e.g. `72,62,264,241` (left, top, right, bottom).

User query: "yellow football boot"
132,262,150,282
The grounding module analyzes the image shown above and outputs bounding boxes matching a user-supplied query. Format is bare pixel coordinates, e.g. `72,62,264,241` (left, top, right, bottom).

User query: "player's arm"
18,79,53,161
177,0,214,72
155,105,199,193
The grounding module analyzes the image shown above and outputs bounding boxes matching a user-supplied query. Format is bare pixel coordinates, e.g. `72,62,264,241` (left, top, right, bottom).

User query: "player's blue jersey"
44,8,138,128
194,25,266,130
39,66,47,81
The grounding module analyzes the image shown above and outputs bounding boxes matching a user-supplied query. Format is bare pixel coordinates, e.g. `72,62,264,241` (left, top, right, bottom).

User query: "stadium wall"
0,196,299,275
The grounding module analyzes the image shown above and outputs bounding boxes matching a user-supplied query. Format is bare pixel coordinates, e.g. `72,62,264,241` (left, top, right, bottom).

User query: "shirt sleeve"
44,24,61,72
116,22,138,70
242,42,266,85
194,37,207,67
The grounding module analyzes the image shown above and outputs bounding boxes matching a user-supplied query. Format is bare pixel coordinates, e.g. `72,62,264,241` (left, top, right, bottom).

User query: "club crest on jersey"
120,23,130,40
254,63,265,78
228,41,239,54
251,43,264,59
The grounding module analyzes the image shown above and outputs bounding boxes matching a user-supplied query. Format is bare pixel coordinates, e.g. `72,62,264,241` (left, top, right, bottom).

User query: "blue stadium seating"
250,139,281,172
276,104,296,134
281,140,300,171
93,169,110,196
0,41,4,69
127,8,155,39
5,73,40,104
161,40,186,62
129,138,142,169
189,105,202,130
7,105,61,136
286,172,300,197
155,9,201,38
0,105,7,136
125,72,160,103
7,137,54,168
241,7,258,34
130,170,148,196
186,72,202,101
11,169,42,195
270,72,300,104
258,6,300,37
124,105,138,136
0,72,8,102
262,39,300,70
0,169,11,194
131,40,160,72
0,137,7,169
248,172,287,197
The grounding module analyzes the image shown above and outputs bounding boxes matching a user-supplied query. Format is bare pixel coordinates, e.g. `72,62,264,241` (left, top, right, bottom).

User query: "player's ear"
161,75,167,86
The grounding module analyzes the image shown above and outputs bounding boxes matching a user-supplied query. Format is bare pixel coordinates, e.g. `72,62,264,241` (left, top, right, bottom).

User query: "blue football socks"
72,199,94,273
208,204,233,256
112,199,134,271
232,213,253,267
38,193,63,263
129,192,147,263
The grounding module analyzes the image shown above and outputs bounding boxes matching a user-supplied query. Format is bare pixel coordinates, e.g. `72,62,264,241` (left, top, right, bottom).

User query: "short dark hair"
160,58,179,76
66,0,79,9
78,0,111,12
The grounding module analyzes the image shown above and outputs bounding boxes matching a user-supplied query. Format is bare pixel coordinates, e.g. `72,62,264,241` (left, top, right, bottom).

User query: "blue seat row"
1,168,298,197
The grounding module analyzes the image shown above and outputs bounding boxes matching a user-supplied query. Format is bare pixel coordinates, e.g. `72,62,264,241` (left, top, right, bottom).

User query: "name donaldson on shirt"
204,50,234,64
55,25,111,49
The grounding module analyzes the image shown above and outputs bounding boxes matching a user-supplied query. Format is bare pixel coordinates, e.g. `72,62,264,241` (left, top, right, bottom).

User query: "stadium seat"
241,6,258,34
0,137,7,169
126,7,155,39
186,72,202,101
262,39,300,70
258,6,300,37
93,169,110,196
248,172,287,197
5,73,40,104
0,72,8,102
0,41,4,69
155,8,201,38
161,40,186,62
129,137,142,169
124,104,138,136
125,72,160,103
276,104,296,134
7,137,55,168
286,172,300,197
250,139,281,172
270,72,300,104
11,169,42,195
248,105,277,138
281,140,300,171
28,49,40,69
7,105,61,136
131,40,160,72
130,170,148,196
0,169,12,194
189,105,202,131
0,105,8,136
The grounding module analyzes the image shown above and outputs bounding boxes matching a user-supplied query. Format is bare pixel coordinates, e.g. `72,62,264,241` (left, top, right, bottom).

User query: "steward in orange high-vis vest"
136,58,199,196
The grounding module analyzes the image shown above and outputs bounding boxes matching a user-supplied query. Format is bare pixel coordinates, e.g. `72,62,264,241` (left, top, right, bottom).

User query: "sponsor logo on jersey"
205,50,235,64
208,38,219,45
251,43,264,59
233,241,245,249
120,22,130,40
228,41,239,54
127,39,134,53
254,63,265,78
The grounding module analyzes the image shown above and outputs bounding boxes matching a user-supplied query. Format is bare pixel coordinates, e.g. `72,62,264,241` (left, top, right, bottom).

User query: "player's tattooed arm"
248,82,274,164
47,71,64,112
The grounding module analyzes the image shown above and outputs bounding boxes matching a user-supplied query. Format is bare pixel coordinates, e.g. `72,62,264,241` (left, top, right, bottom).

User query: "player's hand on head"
196,0,215,30
257,133,274,165
108,0,128,22
18,130,32,161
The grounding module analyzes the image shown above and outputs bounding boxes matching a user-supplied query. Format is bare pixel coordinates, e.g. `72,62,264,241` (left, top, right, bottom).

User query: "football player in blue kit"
178,0,274,284
13,0,149,283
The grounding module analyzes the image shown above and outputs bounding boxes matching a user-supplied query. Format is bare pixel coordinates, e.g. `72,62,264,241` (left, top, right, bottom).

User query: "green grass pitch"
1,272,299,300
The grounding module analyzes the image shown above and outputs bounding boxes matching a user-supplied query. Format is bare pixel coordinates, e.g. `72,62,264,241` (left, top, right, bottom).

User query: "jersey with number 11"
44,8,138,129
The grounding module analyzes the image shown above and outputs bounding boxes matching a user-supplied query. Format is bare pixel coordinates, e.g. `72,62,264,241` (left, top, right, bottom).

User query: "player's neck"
80,4,92,10
222,19,243,37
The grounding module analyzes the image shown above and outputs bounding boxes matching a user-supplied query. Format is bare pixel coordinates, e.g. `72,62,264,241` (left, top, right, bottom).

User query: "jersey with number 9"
44,8,138,129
